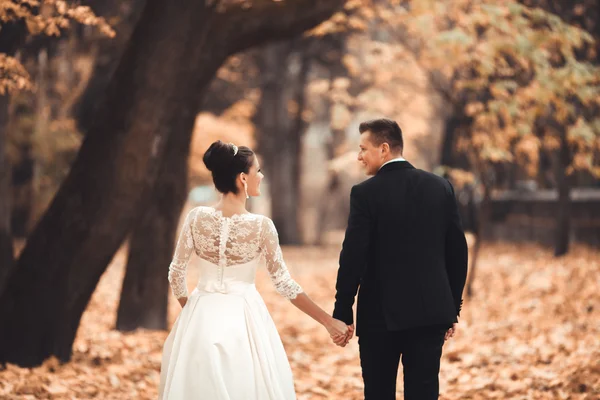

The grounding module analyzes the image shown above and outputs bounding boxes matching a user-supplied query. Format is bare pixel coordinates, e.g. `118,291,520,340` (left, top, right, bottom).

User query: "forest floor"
0,240,599,399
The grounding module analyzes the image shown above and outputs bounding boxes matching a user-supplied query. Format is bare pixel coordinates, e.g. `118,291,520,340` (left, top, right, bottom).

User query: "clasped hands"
325,318,354,347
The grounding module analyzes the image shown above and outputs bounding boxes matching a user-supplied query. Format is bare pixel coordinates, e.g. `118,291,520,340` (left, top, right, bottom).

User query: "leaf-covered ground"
1,242,599,399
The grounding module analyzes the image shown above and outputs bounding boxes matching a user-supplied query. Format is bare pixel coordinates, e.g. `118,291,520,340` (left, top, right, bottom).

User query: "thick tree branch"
222,0,346,54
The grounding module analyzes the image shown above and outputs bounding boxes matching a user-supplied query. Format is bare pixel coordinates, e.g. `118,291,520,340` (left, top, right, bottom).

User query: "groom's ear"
381,142,390,155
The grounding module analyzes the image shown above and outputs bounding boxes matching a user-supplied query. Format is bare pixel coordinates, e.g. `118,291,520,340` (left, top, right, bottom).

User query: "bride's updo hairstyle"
203,140,255,195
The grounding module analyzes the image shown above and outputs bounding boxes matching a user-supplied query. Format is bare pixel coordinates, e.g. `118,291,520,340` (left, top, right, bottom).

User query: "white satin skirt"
158,282,296,400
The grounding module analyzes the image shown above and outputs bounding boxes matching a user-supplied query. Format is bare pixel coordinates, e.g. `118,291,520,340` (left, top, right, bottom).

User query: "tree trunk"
255,43,296,243
115,111,192,331
0,0,345,366
9,102,35,239
554,129,571,257
440,110,472,170
0,21,27,295
440,115,459,166
73,0,146,134
314,173,340,245
315,124,346,246
31,50,49,229
291,51,311,189
255,42,310,244
465,183,491,298
0,94,13,295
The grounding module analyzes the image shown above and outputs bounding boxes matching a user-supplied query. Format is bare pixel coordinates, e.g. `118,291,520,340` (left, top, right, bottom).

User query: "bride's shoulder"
239,213,273,226
187,206,213,219
256,215,277,232
252,213,271,222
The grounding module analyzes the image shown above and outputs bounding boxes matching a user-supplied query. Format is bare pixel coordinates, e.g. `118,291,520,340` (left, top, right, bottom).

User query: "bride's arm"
168,208,198,307
290,293,351,343
260,218,350,341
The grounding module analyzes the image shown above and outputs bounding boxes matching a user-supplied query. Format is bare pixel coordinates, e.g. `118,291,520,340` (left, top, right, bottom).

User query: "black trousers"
358,326,446,400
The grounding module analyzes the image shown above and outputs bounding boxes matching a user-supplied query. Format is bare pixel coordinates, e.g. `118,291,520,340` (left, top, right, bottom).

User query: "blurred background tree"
389,0,600,292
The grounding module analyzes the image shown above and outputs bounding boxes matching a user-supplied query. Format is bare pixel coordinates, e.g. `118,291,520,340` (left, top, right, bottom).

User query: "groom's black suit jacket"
333,161,468,336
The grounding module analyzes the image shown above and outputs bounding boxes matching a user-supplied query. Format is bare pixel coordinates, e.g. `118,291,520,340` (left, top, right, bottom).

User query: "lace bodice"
168,207,303,300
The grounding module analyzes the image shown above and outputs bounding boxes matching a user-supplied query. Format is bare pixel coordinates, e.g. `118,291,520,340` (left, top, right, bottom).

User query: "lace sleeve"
168,208,197,299
260,217,303,300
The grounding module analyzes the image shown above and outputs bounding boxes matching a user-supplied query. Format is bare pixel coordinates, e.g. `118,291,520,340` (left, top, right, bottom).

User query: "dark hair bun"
202,140,255,195
203,140,236,173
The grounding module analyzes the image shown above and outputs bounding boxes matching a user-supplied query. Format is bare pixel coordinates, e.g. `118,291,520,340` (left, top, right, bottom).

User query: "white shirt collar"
379,156,406,170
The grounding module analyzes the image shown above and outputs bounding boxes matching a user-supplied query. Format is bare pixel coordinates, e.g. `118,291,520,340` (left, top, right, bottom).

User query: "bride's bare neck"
213,192,248,217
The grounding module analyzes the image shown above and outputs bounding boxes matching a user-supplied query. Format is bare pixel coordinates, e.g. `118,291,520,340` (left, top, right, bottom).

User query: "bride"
158,141,352,399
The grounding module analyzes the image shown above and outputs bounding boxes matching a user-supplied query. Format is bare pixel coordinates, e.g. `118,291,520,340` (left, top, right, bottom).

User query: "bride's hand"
325,318,351,346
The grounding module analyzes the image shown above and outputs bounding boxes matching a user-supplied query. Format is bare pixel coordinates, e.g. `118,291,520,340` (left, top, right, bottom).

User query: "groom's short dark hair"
359,118,403,151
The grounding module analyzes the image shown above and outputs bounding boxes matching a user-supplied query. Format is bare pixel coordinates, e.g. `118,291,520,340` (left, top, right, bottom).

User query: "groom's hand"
332,323,354,347
326,318,353,347
345,324,355,344
327,318,350,345
445,323,457,341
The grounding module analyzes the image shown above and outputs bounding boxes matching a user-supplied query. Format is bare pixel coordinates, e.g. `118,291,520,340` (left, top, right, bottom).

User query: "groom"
332,118,468,399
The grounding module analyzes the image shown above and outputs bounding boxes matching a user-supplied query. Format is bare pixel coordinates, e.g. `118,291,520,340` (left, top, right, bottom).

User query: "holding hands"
325,317,354,347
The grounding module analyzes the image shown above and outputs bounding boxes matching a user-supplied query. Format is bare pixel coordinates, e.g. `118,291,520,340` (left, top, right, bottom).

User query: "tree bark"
9,99,35,239
0,94,13,295
31,49,49,230
0,0,345,366
73,0,146,134
0,21,28,295
74,1,163,329
115,110,192,331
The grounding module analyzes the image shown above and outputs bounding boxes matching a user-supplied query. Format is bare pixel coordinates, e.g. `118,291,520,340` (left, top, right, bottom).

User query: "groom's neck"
383,152,403,163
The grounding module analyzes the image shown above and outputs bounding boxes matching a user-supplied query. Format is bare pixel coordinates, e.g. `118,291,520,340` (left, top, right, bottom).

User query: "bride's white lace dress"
158,206,303,400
